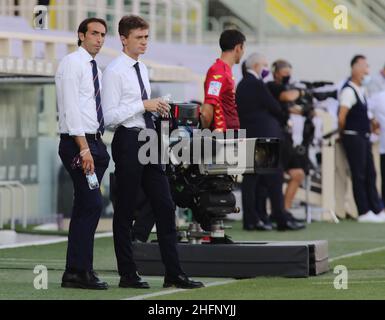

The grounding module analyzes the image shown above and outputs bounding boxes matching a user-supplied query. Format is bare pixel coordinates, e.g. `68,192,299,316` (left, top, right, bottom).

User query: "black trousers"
381,154,385,204
111,127,183,277
342,134,383,215
242,170,287,228
58,135,110,272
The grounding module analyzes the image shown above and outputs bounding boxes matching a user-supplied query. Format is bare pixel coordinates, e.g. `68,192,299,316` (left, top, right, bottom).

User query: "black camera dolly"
132,240,328,278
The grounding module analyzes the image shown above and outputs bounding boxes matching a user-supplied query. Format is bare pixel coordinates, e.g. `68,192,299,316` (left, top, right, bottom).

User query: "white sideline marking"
3,232,385,299
0,232,113,250
313,280,385,285
126,245,385,300
329,245,385,262
0,258,65,262
124,280,236,300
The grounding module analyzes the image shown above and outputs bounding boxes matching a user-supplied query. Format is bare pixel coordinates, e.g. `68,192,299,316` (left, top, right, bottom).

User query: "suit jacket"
236,72,285,139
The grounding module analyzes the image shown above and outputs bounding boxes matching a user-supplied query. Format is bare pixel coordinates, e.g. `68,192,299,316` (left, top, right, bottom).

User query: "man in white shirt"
102,15,204,290
338,55,385,223
367,65,385,97
369,91,385,206
56,18,110,289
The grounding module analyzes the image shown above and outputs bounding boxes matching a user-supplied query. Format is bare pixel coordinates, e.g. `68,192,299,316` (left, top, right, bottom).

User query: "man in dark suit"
102,15,203,289
236,53,305,231
56,18,110,289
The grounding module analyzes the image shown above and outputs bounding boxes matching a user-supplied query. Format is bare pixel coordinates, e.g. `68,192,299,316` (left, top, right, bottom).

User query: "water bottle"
161,94,172,118
161,94,172,104
86,172,99,190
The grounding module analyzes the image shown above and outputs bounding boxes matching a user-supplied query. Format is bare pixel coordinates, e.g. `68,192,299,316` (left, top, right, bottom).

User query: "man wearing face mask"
266,60,306,213
236,53,305,231
339,55,385,223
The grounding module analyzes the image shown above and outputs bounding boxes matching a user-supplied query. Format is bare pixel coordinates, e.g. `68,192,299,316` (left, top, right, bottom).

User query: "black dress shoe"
61,270,108,290
119,272,150,289
243,221,273,231
284,210,306,223
277,220,306,231
255,220,273,231
163,274,204,289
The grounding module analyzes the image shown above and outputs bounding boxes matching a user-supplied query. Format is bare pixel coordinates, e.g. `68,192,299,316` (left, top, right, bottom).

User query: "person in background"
200,29,245,132
266,60,306,211
339,55,385,223
368,90,385,206
367,64,385,97
236,53,305,231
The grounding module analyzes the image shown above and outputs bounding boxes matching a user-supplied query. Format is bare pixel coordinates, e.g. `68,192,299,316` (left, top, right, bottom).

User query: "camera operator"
236,53,305,231
267,60,306,212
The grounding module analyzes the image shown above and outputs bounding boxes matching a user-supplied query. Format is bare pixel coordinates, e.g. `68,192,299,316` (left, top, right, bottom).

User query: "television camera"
110,102,280,244
285,81,338,172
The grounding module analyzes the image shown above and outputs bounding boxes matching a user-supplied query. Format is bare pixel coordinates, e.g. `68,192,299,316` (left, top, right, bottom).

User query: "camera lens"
255,145,269,168
254,140,279,169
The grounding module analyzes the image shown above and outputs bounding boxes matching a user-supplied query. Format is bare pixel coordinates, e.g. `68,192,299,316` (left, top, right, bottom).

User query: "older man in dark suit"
236,53,305,231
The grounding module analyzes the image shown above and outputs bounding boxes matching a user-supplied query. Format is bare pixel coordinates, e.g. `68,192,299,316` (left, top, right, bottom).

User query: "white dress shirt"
369,91,385,154
339,81,367,110
102,52,151,129
247,69,260,80
367,71,385,97
55,46,102,136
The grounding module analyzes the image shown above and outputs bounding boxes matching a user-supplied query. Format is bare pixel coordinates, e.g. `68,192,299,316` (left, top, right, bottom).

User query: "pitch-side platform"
133,240,329,278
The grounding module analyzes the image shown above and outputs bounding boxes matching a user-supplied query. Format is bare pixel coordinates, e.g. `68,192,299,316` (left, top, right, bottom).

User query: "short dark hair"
219,29,246,52
119,15,149,37
351,55,366,68
77,17,107,46
272,59,292,74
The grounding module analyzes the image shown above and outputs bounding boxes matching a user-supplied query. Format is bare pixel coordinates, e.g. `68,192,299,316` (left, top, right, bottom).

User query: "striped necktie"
133,62,155,129
90,59,105,135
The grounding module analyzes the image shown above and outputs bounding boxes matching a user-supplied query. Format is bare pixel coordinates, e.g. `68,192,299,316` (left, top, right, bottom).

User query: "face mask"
362,75,371,86
282,76,291,85
261,68,270,79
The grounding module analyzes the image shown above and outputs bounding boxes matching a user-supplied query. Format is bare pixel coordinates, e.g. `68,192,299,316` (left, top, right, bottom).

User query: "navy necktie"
90,60,105,135
133,62,155,129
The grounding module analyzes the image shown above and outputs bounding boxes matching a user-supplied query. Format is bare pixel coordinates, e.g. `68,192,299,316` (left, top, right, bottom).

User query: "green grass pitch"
1,220,385,300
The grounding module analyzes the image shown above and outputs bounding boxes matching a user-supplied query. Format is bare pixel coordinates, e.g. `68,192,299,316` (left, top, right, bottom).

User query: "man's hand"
81,150,95,175
144,98,171,117
279,90,301,102
289,105,303,115
73,136,94,175
372,118,381,135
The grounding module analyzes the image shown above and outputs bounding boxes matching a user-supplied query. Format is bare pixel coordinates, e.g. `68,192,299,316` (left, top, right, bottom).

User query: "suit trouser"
111,126,183,277
132,188,156,243
59,135,110,272
381,154,385,205
242,170,287,228
342,134,383,215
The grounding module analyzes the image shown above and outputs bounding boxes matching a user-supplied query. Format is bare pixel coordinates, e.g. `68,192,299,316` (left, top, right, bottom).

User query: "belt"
343,130,370,138
117,126,144,133
60,133,102,140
